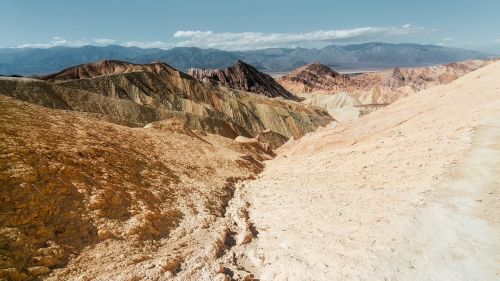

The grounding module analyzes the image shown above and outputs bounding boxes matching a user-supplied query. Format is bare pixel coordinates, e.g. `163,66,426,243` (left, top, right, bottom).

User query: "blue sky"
2,0,500,53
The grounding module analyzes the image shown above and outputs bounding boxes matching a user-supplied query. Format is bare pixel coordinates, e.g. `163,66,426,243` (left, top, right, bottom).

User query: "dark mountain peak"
234,59,251,65
188,61,299,100
232,60,260,72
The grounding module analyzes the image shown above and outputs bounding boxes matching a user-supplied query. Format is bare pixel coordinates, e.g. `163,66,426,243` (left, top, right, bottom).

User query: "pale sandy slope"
232,61,500,280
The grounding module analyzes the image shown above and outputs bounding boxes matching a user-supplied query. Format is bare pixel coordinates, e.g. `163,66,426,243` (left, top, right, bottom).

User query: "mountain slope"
188,60,298,100
350,59,495,104
278,63,355,94
0,43,493,75
280,60,494,105
220,61,500,280
0,60,333,280
1,60,332,139
0,45,159,75
39,59,156,81
0,94,274,281
301,92,366,123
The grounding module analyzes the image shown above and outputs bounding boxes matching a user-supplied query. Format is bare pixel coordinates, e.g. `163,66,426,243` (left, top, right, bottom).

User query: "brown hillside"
188,60,299,101
0,95,271,280
278,63,355,94
1,60,332,139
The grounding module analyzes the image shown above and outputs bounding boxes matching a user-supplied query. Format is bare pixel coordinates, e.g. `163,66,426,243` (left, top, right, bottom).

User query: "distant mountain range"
0,43,494,76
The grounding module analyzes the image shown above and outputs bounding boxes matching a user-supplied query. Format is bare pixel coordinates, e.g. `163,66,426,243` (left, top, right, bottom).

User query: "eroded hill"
219,60,500,281
278,63,355,94
0,94,275,280
278,60,494,123
0,60,336,280
1,60,331,139
188,60,298,101
280,60,493,104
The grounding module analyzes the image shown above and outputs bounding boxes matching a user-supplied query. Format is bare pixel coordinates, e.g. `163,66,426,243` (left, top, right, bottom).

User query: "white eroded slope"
233,61,500,280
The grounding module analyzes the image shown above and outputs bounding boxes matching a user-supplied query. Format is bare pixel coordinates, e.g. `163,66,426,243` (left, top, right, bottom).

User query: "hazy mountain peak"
0,42,494,76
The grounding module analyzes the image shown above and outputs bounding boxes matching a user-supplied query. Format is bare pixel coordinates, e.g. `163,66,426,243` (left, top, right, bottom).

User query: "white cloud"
11,37,170,49
495,39,500,43
13,43,53,48
121,41,172,49
174,31,213,38
436,38,454,46
10,25,432,50
171,24,431,50
12,36,92,48
11,36,118,48
463,42,482,46
93,38,116,45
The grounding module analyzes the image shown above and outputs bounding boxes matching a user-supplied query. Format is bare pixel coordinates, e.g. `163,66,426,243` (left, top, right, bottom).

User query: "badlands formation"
2,60,331,138
0,95,271,280
0,58,499,280
224,61,500,280
279,60,493,121
188,61,298,101
279,60,492,103
0,60,329,280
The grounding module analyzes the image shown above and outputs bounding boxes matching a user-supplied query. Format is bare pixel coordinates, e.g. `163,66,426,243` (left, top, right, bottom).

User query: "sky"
2,0,500,54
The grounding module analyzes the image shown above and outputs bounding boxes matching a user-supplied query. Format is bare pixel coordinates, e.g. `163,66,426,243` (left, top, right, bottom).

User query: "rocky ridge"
278,63,357,94
1,60,332,139
0,60,336,279
188,60,299,101
0,94,278,280
351,59,495,104
278,60,494,123
280,60,493,104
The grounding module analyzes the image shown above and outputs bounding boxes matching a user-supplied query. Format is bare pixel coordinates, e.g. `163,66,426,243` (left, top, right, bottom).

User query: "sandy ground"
224,61,500,280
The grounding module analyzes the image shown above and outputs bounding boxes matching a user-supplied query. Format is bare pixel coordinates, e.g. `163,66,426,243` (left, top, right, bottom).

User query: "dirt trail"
223,62,500,280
